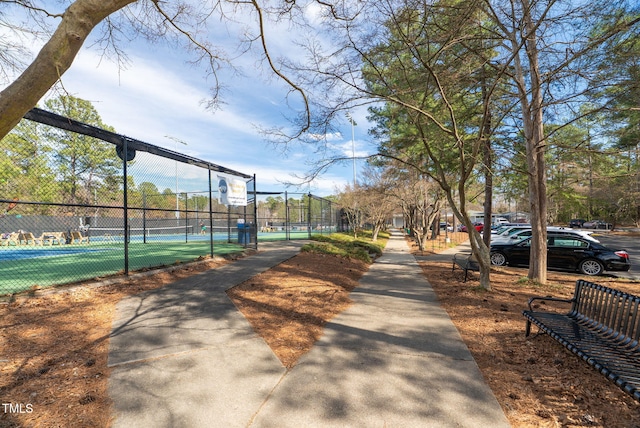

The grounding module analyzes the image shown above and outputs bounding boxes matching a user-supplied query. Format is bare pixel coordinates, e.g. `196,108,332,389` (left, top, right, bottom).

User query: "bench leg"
525,320,531,337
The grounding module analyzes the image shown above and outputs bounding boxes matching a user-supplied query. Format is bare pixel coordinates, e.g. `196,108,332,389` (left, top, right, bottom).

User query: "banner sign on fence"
218,175,247,206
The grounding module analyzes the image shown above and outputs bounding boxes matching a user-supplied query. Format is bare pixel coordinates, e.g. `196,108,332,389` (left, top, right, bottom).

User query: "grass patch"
302,231,388,263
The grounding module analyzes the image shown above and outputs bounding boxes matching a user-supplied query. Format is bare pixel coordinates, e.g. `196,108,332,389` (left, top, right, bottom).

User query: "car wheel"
579,259,603,276
490,252,507,266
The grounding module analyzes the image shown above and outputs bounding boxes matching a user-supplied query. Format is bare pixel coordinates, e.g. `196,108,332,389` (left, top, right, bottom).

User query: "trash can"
238,222,250,244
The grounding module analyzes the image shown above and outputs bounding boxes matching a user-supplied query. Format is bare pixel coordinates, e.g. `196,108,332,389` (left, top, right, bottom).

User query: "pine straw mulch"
411,236,640,428
0,256,233,428
2,233,640,427
226,251,369,368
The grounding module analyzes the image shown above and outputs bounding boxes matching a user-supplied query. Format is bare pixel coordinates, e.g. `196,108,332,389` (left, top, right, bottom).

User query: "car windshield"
494,226,509,234
506,227,530,236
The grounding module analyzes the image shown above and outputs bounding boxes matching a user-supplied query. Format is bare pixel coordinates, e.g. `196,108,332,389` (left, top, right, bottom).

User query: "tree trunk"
0,0,137,140
481,62,494,248
468,226,492,291
522,1,548,284
508,0,548,284
448,195,492,291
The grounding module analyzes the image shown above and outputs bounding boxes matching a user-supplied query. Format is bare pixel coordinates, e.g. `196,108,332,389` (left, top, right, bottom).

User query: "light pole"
346,112,357,187
165,136,188,222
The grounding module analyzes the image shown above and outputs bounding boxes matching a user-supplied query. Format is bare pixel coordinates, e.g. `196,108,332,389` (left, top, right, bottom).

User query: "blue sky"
4,3,374,197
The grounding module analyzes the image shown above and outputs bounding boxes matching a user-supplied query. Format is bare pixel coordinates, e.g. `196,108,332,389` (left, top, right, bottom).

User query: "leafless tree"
0,0,318,140
357,164,396,241
283,0,639,287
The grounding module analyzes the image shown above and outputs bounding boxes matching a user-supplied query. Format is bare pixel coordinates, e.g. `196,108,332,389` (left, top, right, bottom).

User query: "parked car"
439,222,453,232
583,220,612,230
489,233,630,276
490,224,532,238
493,217,510,226
491,227,599,244
458,222,484,232
490,223,524,234
568,219,586,228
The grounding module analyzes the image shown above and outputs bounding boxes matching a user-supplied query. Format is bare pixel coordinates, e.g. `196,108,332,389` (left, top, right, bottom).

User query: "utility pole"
346,112,357,187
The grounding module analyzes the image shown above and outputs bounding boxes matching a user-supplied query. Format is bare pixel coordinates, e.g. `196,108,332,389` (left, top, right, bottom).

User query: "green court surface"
256,230,314,241
0,241,245,295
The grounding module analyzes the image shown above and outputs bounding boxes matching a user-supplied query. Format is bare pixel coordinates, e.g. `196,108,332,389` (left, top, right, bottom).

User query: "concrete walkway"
108,232,509,427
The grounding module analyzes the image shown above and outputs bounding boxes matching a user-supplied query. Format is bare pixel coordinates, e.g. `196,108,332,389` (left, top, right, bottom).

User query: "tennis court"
1,109,339,296
0,240,244,295
0,223,337,295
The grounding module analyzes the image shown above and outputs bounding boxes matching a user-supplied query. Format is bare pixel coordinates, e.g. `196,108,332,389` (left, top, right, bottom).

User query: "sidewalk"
108,232,509,427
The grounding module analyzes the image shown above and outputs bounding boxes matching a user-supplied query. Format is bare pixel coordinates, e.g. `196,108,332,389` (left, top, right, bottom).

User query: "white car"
490,225,532,238
490,223,524,235
492,227,600,244
493,217,510,226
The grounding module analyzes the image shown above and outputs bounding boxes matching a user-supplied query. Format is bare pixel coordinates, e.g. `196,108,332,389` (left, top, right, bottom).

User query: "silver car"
491,227,599,244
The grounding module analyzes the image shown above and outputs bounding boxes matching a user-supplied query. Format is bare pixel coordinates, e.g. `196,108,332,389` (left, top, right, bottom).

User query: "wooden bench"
523,280,640,402
39,232,66,246
69,231,89,244
1,232,19,246
452,252,479,282
18,232,38,246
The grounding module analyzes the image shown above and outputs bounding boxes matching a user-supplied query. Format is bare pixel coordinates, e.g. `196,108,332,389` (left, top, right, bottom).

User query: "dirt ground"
2,233,640,427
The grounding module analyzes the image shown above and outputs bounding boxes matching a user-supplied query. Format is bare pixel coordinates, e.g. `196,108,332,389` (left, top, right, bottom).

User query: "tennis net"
89,225,195,241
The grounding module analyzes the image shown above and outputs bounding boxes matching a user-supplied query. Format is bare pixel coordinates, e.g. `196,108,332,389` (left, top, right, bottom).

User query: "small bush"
302,232,388,263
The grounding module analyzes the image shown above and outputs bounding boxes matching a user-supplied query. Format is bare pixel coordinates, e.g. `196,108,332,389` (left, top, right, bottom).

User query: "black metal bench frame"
452,253,479,282
523,280,640,402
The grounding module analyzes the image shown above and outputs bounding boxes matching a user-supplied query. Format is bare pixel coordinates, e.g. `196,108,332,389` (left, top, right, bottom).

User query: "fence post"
252,175,258,249
142,192,147,244
285,191,289,240
208,168,214,256
307,193,312,239
121,137,129,275
227,205,232,243
184,192,188,243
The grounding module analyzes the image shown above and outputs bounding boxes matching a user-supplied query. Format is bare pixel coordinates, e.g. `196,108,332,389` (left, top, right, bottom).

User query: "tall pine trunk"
520,0,548,284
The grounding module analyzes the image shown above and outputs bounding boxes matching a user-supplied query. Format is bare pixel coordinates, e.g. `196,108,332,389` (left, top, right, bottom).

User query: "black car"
568,218,586,228
489,233,630,276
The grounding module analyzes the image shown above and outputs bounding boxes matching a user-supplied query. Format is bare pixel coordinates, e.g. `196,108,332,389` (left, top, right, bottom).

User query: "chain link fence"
1,108,343,296
0,108,256,296
255,192,338,240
